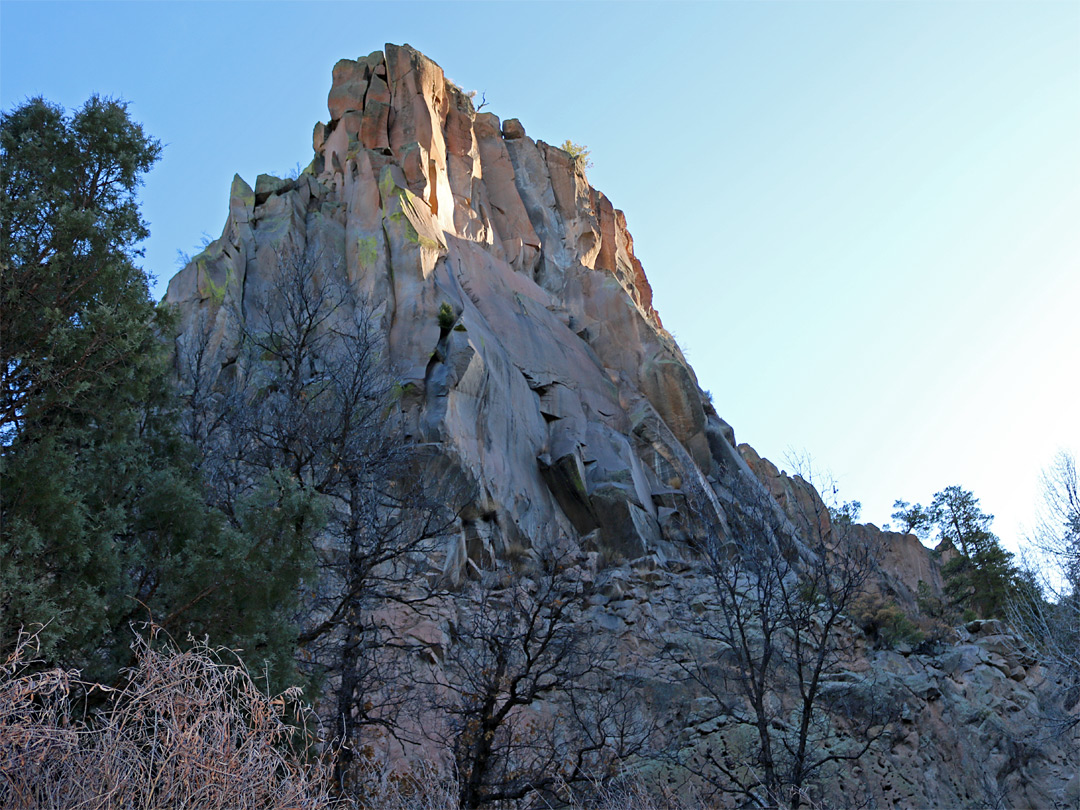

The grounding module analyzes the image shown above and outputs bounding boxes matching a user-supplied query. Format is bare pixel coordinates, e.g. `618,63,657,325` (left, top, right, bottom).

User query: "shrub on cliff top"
560,139,593,170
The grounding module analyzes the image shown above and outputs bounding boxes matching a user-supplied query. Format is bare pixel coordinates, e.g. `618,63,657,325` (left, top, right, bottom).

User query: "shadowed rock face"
166,42,755,577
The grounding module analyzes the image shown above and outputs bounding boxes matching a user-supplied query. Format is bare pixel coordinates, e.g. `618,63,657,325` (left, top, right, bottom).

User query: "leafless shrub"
349,764,698,810
566,776,689,810
0,624,779,809
662,471,892,809
1008,451,1080,749
419,548,654,809
0,628,342,810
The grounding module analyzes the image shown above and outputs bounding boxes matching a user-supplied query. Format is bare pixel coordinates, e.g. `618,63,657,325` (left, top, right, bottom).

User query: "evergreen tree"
893,486,1019,619
1,96,312,685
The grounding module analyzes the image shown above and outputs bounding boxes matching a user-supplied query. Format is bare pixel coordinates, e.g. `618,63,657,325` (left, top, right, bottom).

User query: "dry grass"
1,629,699,810
0,628,339,810
350,757,459,810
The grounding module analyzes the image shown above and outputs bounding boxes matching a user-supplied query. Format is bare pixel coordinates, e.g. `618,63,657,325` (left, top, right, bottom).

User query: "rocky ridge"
164,44,1077,808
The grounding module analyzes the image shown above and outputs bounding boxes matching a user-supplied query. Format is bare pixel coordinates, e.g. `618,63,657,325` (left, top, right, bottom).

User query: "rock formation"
166,43,748,578
164,44,1077,808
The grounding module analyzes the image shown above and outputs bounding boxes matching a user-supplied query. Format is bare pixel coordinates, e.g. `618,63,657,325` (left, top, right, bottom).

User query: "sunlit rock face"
165,42,753,576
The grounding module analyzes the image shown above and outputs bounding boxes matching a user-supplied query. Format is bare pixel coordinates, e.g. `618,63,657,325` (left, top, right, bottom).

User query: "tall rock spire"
166,43,763,578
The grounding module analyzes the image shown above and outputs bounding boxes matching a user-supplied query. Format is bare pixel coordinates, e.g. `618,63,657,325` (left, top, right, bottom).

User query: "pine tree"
893,486,1020,619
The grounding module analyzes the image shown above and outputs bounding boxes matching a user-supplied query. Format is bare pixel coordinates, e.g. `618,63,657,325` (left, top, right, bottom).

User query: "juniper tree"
0,97,312,684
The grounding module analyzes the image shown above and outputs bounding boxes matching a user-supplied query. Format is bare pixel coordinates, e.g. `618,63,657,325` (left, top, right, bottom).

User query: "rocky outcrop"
588,561,1077,809
166,43,747,578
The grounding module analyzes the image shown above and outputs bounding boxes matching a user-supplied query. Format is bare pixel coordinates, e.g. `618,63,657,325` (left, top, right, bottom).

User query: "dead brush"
351,755,458,810
1,630,703,810
0,628,343,810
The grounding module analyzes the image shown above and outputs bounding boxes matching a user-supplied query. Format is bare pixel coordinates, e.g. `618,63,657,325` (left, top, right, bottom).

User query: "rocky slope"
164,44,1076,808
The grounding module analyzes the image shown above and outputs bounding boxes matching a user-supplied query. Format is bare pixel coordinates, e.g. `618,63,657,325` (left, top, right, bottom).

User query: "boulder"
502,118,526,139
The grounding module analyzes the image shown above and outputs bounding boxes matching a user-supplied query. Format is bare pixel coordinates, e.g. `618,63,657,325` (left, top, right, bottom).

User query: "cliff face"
164,44,1076,808
166,43,745,578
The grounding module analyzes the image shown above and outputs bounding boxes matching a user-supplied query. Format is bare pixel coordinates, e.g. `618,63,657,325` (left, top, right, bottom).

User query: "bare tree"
667,475,890,809
1027,451,1080,598
1008,451,1080,747
426,548,653,809
173,241,461,787
172,306,250,513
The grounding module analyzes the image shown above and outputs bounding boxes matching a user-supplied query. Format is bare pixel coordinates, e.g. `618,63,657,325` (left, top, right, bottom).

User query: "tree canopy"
0,97,310,685
1,96,161,438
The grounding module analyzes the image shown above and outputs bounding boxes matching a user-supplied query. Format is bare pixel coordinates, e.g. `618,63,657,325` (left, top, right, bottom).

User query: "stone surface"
501,118,525,139
739,442,947,611
327,57,369,121
166,42,743,571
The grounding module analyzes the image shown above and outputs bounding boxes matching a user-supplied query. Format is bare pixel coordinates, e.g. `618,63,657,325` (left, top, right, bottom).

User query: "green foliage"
1,96,161,437
894,486,1022,619
0,97,312,687
916,579,954,622
890,499,933,536
437,301,456,330
851,593,925,649
881,609,925,648
829,499,862,526
559,139,593,170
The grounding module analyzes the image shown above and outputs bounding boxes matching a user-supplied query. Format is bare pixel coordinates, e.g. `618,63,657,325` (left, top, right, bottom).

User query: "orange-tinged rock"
327,57,368,120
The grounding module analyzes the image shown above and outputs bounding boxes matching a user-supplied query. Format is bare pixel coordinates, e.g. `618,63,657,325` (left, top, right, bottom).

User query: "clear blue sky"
3,1,1078,554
